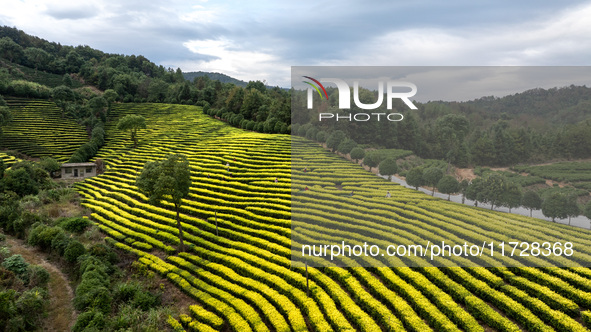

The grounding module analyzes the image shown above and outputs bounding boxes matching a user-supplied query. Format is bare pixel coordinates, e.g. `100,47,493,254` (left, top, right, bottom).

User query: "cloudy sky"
1,0,591,89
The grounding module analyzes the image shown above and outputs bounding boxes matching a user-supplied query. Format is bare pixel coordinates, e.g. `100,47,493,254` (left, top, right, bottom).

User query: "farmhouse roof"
61,163,97,167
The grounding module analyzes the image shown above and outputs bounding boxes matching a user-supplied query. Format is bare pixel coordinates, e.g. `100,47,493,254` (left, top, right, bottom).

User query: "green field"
513,162,591,192
0,98,89,161
4,100,591,331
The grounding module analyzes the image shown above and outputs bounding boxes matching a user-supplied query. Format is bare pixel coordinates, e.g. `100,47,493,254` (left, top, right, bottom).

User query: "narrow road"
5,237,76,331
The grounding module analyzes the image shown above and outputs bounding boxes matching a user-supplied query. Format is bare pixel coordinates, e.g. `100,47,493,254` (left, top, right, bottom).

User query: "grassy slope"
9,101,591,331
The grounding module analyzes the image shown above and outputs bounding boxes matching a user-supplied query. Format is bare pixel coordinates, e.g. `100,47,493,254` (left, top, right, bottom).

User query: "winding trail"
5,236,76,331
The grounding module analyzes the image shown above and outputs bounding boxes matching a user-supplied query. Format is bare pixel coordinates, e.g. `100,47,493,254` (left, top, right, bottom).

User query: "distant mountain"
182,71,248,87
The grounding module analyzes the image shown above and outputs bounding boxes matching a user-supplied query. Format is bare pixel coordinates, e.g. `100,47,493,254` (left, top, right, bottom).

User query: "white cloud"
335,3,591,67
1,0,590,88
180,5,217,24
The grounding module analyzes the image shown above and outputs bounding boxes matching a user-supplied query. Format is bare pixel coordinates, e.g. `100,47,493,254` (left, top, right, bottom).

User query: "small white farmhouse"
60,162,97,179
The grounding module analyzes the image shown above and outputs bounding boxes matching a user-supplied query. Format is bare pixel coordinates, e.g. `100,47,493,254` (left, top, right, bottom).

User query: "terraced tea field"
9,101,591,331
0,98,89,161
513,162,591,192
0,152,19,167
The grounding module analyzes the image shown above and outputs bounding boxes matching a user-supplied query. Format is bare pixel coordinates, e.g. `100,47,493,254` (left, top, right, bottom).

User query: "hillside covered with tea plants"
38,101,590,331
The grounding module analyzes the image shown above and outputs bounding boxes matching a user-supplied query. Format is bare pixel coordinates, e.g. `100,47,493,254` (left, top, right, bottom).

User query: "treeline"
292,86,591,167
466,85,591,121
0,26,291,135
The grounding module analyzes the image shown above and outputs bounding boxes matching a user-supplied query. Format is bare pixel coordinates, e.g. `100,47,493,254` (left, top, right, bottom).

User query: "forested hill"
183,71,247,87
462,85,591,123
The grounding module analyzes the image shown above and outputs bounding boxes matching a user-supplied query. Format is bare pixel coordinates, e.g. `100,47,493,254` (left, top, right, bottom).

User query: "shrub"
58,217,91,233
74,277,110,313
38,189,61,203
246,120,255,131
50,231,70,256
15,287,48,330
87,243,118,265
79,255,109,277
1,254,29,282
64,240,85,263
113,281,141,303
0,246,9,260
28,224,63,251
337,138,357,154
132,290,161,310
0,289,17,325
0,267,17,288
14,211,46,239
73,310,106,332
28,265,50,288
19,195,42,209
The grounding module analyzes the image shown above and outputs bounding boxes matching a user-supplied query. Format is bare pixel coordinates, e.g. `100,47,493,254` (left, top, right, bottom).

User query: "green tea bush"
64,240,85,263
58,216,91,233
72,309,106,332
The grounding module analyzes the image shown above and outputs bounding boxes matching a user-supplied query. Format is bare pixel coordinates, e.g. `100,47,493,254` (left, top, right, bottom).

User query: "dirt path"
5,237,76,331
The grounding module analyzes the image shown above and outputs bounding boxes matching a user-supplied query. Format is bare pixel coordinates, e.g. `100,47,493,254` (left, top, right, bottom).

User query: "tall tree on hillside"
502,182,522,213
566,195,580,225
480,173,507,210
337,138,357,155
350,147,365,163
326,130,346,153
584,202,591,224
24,47,51,74
116,114,146,148
471,135,496,166
378,158,398,181
406,167,424,190
438,175,459,200
435,114,469,166
240,88,264,120
542,193,569,222
363,153,380,172
136,154,191,252
492,121,517,166
466,177,484,207
226,86,244,113
0,37,24,63
52,85,76,118
521,190,542,217
103,89,119,113
87,96,108,122
459,179,469,204
423,167,443,196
